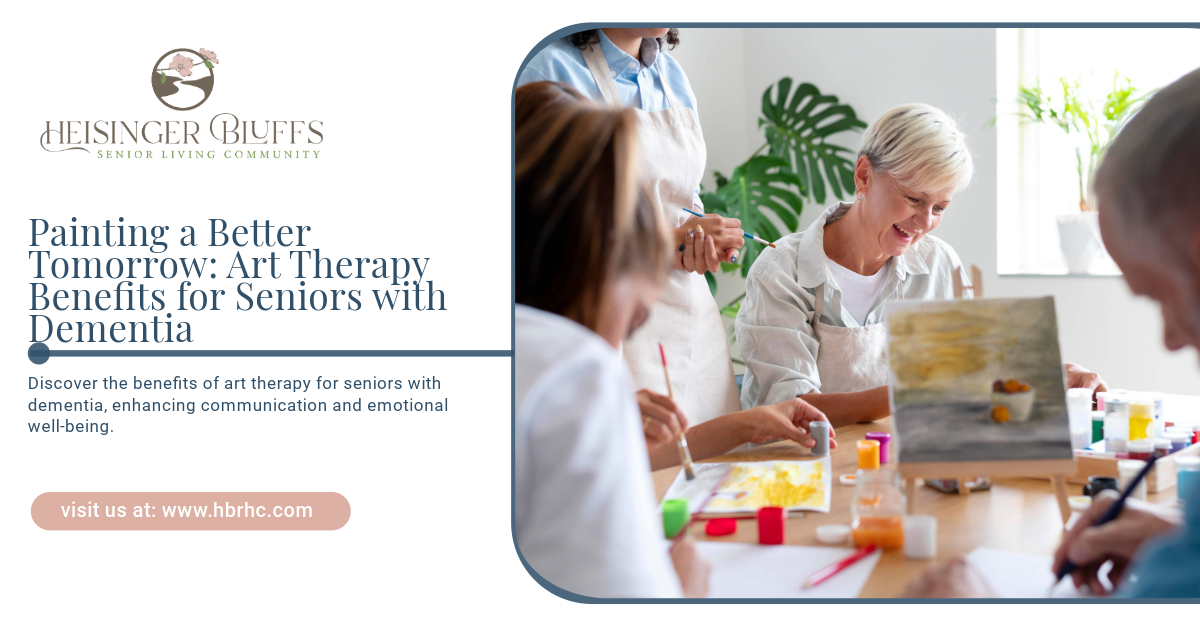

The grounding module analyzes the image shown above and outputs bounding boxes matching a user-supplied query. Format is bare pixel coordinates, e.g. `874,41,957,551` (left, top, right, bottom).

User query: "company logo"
41,46,325,160
151,48,219,111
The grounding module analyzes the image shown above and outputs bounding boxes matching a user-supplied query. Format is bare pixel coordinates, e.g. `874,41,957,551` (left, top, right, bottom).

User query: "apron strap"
811,283,826,327
581,44,622,106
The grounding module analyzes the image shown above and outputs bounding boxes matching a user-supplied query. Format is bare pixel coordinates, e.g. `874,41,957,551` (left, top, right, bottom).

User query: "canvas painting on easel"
884,297,1073,464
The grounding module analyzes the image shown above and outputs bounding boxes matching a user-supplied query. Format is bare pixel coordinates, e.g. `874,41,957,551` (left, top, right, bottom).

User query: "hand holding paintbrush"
659,343,696,481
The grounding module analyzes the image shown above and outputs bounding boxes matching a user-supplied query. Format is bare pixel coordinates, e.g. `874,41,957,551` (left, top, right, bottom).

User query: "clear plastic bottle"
1104,396,1130,453
1147,392,1166,439
1066,388,1093,450
851,469,905,550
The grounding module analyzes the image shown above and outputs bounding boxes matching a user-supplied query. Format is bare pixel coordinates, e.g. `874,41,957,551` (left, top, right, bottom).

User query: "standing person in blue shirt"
518,29,747,432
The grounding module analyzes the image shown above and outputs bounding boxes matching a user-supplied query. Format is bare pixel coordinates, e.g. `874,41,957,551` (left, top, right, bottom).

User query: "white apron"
810,281,895,393
581,44,741,423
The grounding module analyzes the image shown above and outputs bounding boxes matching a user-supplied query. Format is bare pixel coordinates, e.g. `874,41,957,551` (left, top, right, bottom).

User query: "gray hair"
1095,66,1200,247
858,103,974,193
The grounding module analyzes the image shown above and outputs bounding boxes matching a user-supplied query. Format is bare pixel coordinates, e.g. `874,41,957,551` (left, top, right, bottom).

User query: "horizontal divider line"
30,348,511,359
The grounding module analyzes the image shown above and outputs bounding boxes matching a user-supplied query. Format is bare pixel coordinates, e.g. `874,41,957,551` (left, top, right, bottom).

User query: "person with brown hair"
518,28,747,432
514,80,707,598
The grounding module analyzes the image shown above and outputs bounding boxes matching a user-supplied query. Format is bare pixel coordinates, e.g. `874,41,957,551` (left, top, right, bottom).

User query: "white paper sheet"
697,542,881,598
965,547,1106,598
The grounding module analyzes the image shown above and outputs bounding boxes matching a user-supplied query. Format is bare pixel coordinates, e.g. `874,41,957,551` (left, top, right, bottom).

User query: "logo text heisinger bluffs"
40,114,324,159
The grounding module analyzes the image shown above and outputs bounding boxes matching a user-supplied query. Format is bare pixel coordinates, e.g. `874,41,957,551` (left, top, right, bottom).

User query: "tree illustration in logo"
151,48,220,111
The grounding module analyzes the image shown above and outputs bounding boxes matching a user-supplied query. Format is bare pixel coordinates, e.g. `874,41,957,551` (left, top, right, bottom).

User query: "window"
996,28,1200,275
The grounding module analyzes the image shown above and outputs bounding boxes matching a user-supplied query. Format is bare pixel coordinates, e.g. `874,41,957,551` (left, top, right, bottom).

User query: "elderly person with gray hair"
737,103,1106,424
906,66,1200,599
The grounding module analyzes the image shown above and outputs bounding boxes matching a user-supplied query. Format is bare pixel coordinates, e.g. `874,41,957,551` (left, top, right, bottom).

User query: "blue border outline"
509,21,1200,604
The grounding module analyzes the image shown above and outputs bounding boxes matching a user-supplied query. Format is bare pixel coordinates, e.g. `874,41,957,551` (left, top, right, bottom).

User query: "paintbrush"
680,207,777,249
1050,452,1159,594
659,342,695,481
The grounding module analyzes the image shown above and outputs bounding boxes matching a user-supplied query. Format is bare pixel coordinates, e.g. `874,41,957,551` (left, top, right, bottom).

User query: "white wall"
672,27,1200,394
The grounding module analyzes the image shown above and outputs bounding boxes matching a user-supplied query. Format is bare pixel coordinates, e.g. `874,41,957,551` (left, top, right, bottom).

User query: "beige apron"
582,43,741,423
810,281,896,394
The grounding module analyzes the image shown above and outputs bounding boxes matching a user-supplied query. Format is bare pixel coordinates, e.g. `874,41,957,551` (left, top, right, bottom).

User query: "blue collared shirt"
1119,479,1200,598
517,30,703,207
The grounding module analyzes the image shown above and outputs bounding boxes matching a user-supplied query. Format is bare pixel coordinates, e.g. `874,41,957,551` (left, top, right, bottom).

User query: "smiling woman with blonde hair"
737,103,1107,425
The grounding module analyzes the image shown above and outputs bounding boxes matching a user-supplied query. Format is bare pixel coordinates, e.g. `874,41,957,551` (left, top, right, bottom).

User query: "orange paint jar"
852,469,906,550
857,439,880,470
851,516,905,550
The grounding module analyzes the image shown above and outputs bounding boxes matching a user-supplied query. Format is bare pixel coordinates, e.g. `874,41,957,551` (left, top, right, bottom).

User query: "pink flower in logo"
199,48,219,64
170,54,194,77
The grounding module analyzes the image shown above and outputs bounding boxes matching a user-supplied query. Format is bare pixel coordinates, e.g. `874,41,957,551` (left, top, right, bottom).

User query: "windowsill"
998,270,1123,278
998,265,1122,278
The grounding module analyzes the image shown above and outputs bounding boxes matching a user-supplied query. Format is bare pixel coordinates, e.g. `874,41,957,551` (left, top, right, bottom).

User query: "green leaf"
705,155,804,277
160,72,166,84
705,271,717,296
718,294,745,320
757,78,866,205
204,60,214,70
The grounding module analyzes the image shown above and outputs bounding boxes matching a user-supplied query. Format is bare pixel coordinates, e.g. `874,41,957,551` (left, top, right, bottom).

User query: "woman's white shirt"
736,202,965,408
515,305,681,598
825,257,889,326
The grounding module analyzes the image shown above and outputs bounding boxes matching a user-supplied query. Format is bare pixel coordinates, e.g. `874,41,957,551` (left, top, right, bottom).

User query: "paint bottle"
903,514,937,559
1104,396,1130,453
809,421,831,456
851,469,905,550
1067,388,1093,449
1091,411,1105,444
1153,438,1172,458
1147,392,1166,438
1127,440,1154,462
1175,456,1200,507
857,439,880,470
1129,395,1154,442
1117,459,1149,501
1167,431,1191,454
865,432,892,464
662,499,690,538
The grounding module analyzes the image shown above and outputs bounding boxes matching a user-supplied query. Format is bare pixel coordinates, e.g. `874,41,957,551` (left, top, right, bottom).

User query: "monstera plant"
700,77,865,329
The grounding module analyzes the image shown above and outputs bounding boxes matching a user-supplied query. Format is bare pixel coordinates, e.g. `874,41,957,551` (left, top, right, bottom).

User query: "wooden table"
652,417,1178,598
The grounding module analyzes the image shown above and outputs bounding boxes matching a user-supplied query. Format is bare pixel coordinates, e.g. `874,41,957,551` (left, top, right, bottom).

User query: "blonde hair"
858,103,973,193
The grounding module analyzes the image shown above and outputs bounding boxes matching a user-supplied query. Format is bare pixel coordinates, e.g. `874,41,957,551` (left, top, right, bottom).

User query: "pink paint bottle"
866,432,892,464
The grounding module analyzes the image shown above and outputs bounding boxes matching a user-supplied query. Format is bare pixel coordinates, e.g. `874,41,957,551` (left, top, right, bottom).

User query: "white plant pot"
1056,212,1102,274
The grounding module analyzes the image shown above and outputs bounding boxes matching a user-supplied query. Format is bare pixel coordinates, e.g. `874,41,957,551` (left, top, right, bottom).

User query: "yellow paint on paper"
706,461,826,510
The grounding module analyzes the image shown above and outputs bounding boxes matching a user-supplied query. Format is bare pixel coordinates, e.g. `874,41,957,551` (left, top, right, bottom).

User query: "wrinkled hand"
675,214,744,274
904,556,995,598
637,389,689,454
1052,490,1182,595
741,398,834,448
669,531,711,598
1064,362,1107,403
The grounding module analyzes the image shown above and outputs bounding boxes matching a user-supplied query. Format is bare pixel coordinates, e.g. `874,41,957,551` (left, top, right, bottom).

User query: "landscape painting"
885,297,1073,463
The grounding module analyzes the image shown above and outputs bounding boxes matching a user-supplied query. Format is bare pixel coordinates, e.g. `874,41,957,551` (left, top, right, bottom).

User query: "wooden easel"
899,265,1074,523
901,460,1075,523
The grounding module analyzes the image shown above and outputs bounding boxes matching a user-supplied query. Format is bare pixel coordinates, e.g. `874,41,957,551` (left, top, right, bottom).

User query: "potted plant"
1010,73,1151,273
700,78,865,360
